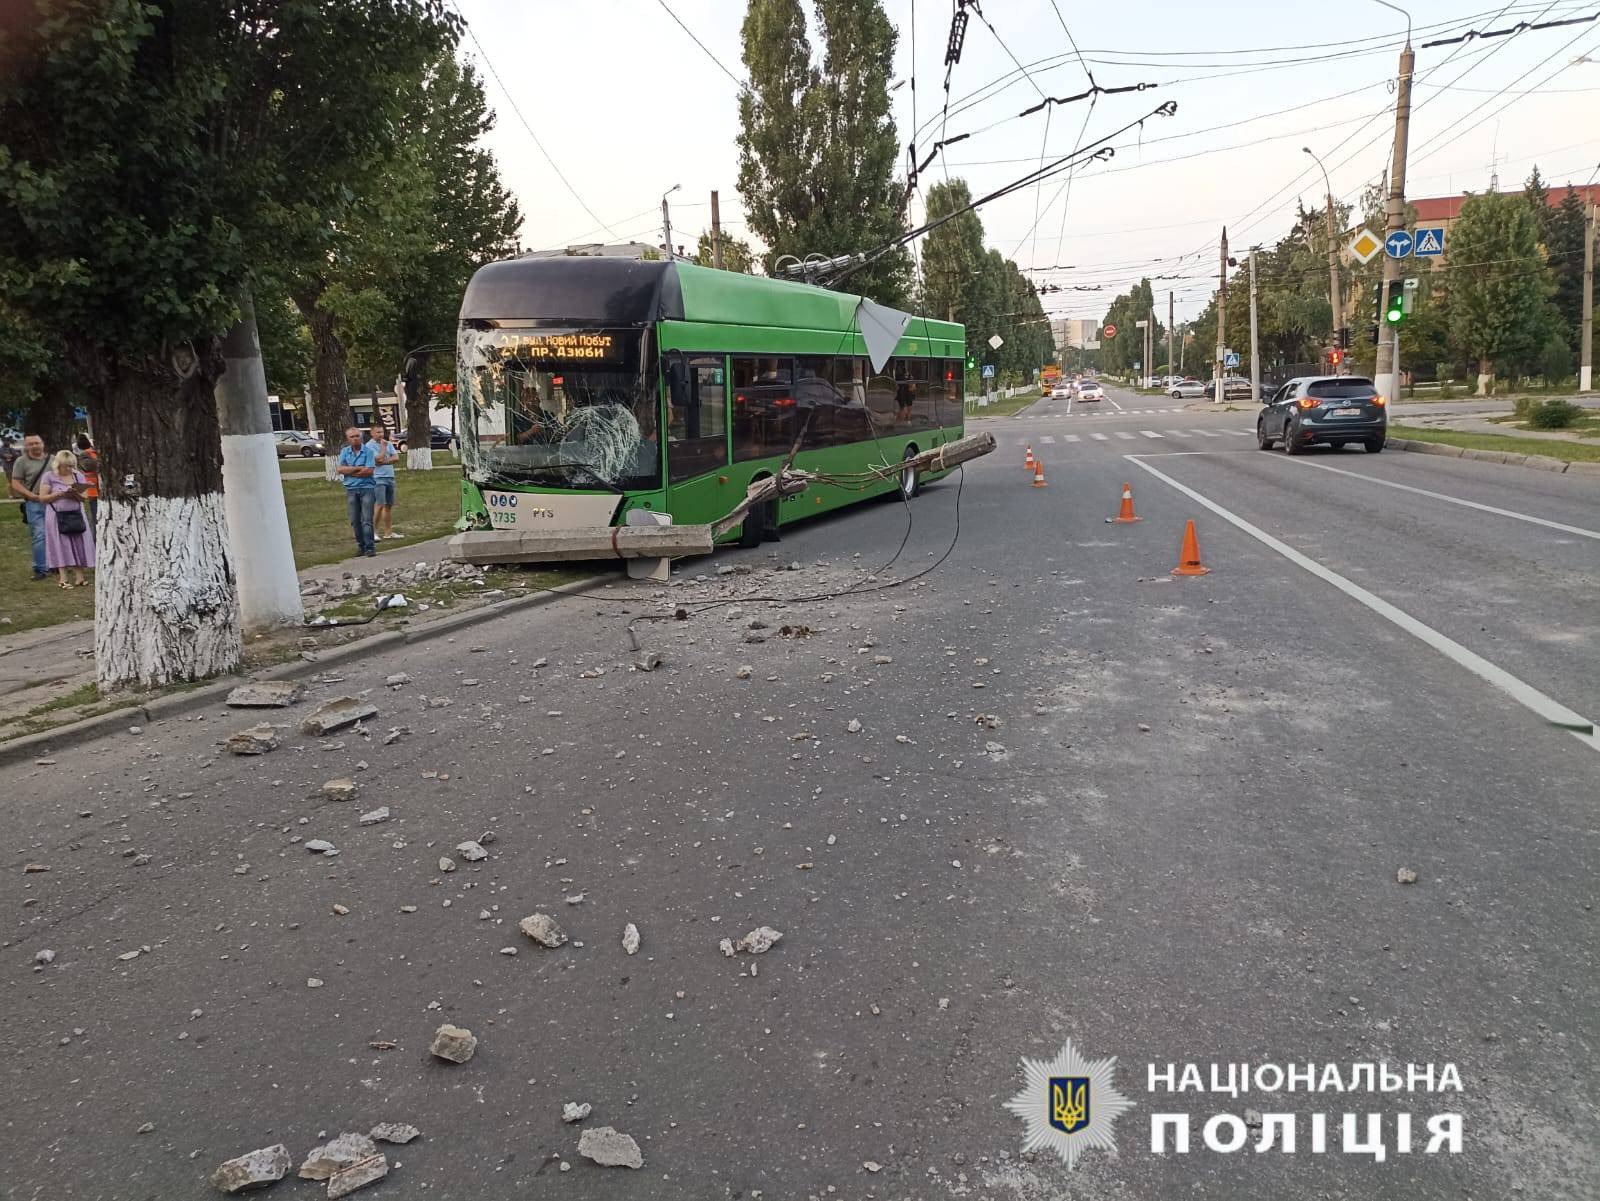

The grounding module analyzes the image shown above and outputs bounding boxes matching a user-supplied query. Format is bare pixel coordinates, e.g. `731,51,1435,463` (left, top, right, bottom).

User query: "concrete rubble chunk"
227,724,279,756
578,1126,644,1169
634,650,662,671
358,807,390,826
735,926,783,955
321,778,358,802
225,681,303,708
300,697,379,736
1396,866,1418,885
430,1023,477,1063
385,673,411,687
562,1101,593,1124
621,923,640,955
519,913,569,948
455,840,488,862
211,1144,291,1193
299,1133,378,1181
369,1123,420,1145
327,1154,389,1199
719,938,736,957
304,839,339,856
438,857,456,873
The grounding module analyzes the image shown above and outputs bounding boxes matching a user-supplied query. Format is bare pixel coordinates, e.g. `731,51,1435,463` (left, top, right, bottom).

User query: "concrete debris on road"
847,718,862,733
298,1133,378,1181
300,697,379,736
1397,867,1418,884
211,1144,291,1194
864,1160,883,1173
621,923,640,955
225,681,303,708
455,840,488,862
735,665,753,679
633,651,662,671
385,673,410,687
320,778,358,802
734,926,783,955
519,913,569,948
358,807,389,826
227,724,279,755
438,857,456,873
34,949,55,965
429,1023,477,1063
719,938,735,957
369,1123,420,1144
577,1126,643,1169
562,1101,592,1123
327,1154,388,1199
304,840,339,856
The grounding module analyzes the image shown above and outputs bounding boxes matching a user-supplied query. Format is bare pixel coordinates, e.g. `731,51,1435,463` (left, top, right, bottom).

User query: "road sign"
1384,230,1413,259
1102,323,1117,339
981,364,995,379
1348,229,1382,264
1414,227,1445,257
1223,351,1241,369
988,333,1004,350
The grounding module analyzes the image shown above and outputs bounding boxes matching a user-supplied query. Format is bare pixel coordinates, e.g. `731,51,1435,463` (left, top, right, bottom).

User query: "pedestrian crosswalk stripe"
1189,429,1221,438
1090,432,1108,441
1040,434,1056,444
1063,433,1081,442
1139,430,1164,439
1113,430,1135,440
1222,429,1252,437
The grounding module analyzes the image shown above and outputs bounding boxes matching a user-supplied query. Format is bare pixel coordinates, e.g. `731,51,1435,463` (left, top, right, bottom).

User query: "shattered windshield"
457,324,661,490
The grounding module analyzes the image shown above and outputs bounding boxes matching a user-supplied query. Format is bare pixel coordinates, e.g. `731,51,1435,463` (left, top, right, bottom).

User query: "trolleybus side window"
940,359,964,427
732,356,798,462
666,353,729,483
830,356,871,445
793,356,841,448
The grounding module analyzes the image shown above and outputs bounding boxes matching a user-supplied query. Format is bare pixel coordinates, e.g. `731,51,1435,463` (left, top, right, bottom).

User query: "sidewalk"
0,531,463,730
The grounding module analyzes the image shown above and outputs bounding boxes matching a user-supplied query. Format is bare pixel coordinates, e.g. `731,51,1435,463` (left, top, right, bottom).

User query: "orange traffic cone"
1024,444,1035,472
1171,519,1210,576
1032,458,1048,488
1111,482,1140,523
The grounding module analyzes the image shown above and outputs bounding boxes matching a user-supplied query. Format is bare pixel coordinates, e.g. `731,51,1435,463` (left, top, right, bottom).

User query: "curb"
1385,437,1590,475
0,573,610,768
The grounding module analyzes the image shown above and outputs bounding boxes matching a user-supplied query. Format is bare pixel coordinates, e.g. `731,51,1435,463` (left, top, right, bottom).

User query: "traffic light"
1385,290,1405,327
965,354,976,370
1329,349,1343,367
1336,327,1350,350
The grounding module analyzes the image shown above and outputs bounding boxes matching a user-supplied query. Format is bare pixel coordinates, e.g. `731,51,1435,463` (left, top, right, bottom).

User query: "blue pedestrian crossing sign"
1384,230,1413,259
1224,351,1241,369
1413,227,1445,257
981,364,995,378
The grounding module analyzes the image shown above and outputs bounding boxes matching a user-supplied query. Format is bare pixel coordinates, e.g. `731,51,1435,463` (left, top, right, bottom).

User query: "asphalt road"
4,380,1597,1199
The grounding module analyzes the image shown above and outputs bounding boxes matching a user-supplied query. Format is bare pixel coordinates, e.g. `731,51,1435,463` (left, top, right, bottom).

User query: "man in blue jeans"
7,434,51,580
335,427,377,557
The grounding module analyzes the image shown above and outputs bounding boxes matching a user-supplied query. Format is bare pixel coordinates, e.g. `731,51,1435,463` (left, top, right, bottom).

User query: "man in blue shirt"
335,427,377,557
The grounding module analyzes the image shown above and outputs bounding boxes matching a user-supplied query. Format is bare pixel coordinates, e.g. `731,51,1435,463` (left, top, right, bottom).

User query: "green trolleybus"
450,256,965,560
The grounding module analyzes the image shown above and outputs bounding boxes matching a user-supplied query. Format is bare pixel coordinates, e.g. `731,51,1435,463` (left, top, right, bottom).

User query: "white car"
1077,382,1104,402
1169,379,1207,399
1050,384,1071,399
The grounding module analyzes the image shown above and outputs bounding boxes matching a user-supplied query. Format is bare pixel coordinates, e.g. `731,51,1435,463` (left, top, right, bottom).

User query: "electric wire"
656,0,745,87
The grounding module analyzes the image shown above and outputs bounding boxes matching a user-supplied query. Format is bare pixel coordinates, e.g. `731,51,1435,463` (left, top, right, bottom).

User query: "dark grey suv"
1257,376,1387,454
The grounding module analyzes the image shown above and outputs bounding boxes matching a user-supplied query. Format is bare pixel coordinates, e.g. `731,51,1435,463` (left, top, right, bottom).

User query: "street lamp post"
1303,146,1345,355
660,183,681,260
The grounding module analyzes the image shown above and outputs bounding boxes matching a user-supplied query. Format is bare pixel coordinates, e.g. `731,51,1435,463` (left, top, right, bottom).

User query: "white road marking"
1222,429,1253,437
1113,431,1136,441
1289,459,1600,541
1188,429,1222,438
1040,434,1056,444
1139,430,1165,439
1125,454,1600,752
1090,432,1109,442
1064,433,1082,443
1105,394,1124,412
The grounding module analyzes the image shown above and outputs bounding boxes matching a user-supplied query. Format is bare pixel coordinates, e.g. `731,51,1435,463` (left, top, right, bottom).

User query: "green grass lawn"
1389,423,1600,463
286,468,463,569
968,387,1042,419
0,508,97,633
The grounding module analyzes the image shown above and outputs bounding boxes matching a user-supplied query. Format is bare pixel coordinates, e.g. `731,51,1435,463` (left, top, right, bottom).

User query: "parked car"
1257,376,1387,454
1077,381,1104,402
395,425,457,451
273,430,326,458
1168,379,1207,399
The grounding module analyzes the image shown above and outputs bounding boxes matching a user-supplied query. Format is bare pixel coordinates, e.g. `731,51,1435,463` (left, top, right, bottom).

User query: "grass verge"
1389,423,1600,463
968,387,1042,419
286,469,462,570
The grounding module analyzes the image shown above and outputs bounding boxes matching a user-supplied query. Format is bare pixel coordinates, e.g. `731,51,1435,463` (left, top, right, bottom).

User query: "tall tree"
919,179,984,324
0,0,456,687
1547,185,1590,354
1445,191,1559,393
737,0,911,305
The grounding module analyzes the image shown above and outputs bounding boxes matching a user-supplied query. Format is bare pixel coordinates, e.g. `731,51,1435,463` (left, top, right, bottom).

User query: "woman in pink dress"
37,450,95,589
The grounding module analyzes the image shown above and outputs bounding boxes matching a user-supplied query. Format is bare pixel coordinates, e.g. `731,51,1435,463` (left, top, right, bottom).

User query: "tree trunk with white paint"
216,290,303,632
83,349,241,690
1477,358,1494,397
403,350,435,471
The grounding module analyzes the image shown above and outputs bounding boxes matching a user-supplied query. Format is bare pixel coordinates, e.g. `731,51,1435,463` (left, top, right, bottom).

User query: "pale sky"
454,0,1600,322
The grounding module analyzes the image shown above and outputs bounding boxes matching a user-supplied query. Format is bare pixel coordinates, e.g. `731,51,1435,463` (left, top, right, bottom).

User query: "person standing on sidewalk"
335,427,377,557
370,430,400,540
8,434,51,580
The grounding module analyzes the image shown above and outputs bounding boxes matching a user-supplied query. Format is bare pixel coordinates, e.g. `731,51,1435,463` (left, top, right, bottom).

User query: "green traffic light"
1384,295,1405,325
